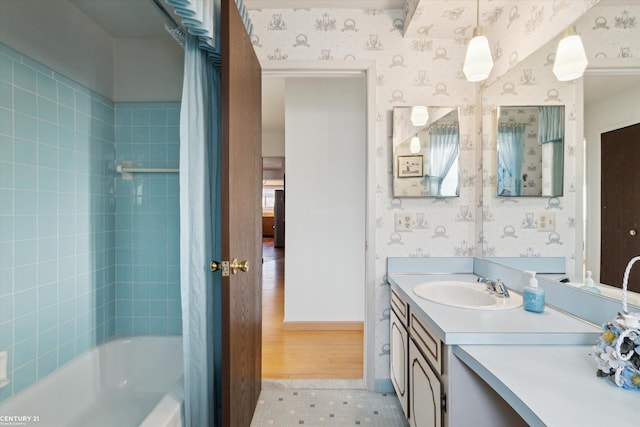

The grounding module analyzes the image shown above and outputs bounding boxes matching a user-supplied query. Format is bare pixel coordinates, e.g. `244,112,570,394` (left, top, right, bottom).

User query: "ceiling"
64,0,639,142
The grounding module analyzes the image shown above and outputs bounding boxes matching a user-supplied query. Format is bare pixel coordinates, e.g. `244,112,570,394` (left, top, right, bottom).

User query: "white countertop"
388,273,601,345
453,345,640,427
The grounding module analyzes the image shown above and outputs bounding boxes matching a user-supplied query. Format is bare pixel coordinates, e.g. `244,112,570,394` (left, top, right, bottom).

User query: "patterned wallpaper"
246,2,637,386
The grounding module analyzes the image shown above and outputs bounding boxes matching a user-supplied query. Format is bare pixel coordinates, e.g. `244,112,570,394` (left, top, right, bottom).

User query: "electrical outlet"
395,213,413,232
537,212,556,232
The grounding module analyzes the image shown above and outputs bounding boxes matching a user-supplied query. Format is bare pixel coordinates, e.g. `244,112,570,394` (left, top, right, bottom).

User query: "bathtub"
0,336,183,427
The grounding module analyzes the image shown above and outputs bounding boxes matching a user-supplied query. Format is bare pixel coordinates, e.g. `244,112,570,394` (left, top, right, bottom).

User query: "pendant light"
409,136,421,154
463,0,494,82
552,25,588,81
410,106,429,126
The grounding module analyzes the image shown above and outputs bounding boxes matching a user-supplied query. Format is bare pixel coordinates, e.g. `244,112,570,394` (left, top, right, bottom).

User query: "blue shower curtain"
179,34,221,427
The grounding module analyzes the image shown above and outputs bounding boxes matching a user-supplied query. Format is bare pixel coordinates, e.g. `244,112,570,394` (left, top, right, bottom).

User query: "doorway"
260,66,375,384
600,123,640,292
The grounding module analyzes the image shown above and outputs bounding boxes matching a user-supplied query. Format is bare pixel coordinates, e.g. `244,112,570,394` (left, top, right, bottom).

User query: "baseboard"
282,321,364,331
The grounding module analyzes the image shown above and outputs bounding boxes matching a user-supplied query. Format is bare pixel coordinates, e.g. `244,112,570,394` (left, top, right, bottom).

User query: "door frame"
262,60,377,390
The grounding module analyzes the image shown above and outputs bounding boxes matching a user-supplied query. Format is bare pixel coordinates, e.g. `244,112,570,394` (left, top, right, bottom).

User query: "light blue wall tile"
14,140,36,165
37,350,57,379
13,332,36,362
57,340,75,366
14,289,37,318
13,62,36,91
37,329,57,356
37,74,57,102
2,45,117,401
14,113,37,141
0,108,13,135
14,87,36,116
13,361,36,394
38,97,57,123
38,282,58,309
0,295,13,322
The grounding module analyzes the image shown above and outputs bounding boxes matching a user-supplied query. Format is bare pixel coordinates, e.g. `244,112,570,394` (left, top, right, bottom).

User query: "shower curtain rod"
149,0,186,47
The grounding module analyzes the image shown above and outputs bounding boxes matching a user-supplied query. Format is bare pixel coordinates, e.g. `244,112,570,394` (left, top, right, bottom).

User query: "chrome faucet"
477,277,510,298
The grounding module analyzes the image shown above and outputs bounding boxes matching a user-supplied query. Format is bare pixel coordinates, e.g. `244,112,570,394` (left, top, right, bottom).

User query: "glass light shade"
463,29,494,82
553,33,588,81
410,106,429,126
409,136,421,154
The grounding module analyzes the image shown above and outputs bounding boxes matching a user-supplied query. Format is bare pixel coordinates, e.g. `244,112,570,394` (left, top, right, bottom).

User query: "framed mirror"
392,106,460,197
496,105,564,197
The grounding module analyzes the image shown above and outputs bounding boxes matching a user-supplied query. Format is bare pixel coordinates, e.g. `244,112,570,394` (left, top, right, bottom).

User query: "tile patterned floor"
251,389,409,427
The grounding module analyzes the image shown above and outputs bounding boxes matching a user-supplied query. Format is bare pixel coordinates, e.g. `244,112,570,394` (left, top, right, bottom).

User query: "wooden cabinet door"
409,339,442,427
390,309,408,417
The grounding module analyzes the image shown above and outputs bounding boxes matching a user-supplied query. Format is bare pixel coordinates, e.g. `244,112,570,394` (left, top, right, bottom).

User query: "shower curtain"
179,33,221,427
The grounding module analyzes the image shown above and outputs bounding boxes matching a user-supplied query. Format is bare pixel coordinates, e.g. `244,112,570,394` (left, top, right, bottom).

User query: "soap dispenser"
523,271,545,313
580,270,601,294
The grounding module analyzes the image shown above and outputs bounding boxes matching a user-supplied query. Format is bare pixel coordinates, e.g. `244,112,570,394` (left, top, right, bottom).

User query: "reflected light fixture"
552,25,588,82
409,136,421,154
410,106,429,126
463,0,494,82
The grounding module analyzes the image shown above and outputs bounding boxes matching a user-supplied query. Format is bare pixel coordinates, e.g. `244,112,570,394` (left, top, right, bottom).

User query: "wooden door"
601,123,640,293
221,1,262,426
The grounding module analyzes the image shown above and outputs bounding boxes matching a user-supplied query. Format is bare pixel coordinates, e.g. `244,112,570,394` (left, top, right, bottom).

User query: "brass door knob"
230,258,250,274
631,230,637,236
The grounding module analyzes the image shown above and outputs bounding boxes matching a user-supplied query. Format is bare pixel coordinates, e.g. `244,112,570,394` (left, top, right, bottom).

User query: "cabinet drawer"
390,289,408,326
410,313,443,375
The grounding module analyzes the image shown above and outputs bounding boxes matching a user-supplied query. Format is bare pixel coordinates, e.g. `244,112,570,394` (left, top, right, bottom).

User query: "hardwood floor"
261,239,364,379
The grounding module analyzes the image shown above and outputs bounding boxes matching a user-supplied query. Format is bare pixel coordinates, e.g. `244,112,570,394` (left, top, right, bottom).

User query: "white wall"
284,76,366,322
0,1,183,102
262,130,285,157
0,0,114,98
113,38,183,102
584,83,640,283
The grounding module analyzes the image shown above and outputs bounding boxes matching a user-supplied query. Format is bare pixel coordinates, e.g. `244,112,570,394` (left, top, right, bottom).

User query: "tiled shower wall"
0,44,116,401
113,103,181,335
0,44,182,403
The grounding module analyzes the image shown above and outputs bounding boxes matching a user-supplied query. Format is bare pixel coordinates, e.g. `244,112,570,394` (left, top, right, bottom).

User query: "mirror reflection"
584,72,640,296
393,107,460,197
496,106,564,197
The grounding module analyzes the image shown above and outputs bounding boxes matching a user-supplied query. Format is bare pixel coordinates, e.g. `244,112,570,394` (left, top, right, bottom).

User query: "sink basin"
413,281,523,310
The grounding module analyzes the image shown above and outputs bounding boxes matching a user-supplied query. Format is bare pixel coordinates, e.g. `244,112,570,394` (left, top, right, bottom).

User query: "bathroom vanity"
387,257,638,427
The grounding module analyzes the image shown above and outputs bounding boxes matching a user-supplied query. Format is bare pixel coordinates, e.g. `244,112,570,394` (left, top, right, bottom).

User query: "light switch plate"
537,212,556,231
394,213,413,232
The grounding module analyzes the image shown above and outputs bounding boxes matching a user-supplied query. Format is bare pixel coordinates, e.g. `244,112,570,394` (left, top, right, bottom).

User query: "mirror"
392,107,460,197
496,106,564,197
584,71,640,295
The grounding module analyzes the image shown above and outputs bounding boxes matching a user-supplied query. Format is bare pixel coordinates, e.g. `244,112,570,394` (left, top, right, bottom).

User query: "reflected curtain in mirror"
428,125,459,196
392,107,460,197
496,106,564,197
497,124,525,196
538,106,564,196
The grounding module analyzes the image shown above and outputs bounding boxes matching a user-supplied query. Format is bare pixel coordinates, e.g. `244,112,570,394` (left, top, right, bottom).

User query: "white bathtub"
0,336,183,427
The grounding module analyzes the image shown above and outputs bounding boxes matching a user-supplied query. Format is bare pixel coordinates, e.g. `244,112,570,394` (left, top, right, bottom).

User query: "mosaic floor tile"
251,389,409,427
